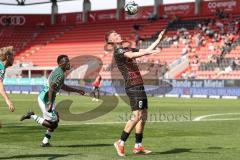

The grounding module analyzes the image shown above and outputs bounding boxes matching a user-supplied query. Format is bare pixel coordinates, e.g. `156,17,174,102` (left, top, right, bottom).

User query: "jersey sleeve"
131,48,140,52
50,74,64,91
0,64,5,81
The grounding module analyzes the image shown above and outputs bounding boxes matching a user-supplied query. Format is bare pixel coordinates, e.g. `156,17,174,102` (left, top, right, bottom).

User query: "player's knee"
50,121,58,130
140,115,148,122
130,115,141,124
53,122,58,129
132,110,147,123
48,128,54,132
139,110,148,122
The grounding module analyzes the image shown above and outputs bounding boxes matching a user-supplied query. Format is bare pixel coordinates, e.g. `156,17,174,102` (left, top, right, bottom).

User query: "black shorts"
125,85,148,111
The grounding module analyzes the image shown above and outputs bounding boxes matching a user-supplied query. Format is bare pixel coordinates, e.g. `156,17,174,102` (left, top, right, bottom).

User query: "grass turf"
0,94,240,160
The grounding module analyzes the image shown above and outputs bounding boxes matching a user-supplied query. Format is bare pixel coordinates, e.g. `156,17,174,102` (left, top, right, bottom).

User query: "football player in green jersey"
20,55,85,147
0,46,14,112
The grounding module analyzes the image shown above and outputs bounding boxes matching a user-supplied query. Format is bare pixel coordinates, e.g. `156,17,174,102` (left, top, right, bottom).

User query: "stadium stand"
1,13,240,80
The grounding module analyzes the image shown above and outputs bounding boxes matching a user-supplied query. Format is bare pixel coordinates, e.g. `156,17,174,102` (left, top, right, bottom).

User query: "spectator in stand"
234,21,239,34
148,13,157,23
205,28,214,38
172,35,179,48
213,33,220,42
195,33,204,47
235,58,240,66
208,42,217,56
171,15,179,23
181,45,188,56
215,8,227,19
133,24,141,31
215,20,224,32
231,58,237,71
189,71,197,79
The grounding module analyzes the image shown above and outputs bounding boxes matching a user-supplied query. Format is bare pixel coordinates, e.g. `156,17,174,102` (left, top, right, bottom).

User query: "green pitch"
0,94,240,160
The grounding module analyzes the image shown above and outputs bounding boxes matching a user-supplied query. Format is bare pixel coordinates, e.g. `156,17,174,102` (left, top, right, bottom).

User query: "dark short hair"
104,30,116,43
57,55,68,64
0,46,13,61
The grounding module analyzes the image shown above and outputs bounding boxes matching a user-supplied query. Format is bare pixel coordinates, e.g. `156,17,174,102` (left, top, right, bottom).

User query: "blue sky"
0,0,195,14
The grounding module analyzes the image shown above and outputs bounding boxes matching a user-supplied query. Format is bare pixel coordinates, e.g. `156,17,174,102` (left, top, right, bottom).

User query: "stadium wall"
3,78,240,99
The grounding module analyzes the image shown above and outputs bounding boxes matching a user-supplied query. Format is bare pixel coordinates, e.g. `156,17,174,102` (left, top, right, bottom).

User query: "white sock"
118,140,125,146
135,143,142,148
31,115,44,125
42,130,52,144
42,137,49,144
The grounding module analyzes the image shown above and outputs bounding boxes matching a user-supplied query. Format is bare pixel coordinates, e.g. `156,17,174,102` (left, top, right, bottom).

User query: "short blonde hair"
104,30,116,43
0,46,13,61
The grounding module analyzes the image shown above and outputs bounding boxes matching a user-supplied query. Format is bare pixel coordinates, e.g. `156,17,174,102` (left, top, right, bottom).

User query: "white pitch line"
1,120,191,127
2,117,240,128
197,118,240,121
82,120,192,125
193,113,240,121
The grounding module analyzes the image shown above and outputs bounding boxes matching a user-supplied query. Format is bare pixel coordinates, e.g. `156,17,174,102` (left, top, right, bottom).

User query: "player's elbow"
128,55,134,59
124,52,134,59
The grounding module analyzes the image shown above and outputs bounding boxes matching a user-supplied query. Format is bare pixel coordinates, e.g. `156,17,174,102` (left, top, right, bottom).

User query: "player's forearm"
0,82,10,102
145,38,161,51
48,89,55,107
146,29,166,51
62,84,79,93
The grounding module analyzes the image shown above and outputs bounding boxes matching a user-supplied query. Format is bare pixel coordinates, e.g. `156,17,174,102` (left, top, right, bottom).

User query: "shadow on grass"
55,143,112,148
160,148,192,154
208,147,223,149
150,148,219,155
0,154,81,160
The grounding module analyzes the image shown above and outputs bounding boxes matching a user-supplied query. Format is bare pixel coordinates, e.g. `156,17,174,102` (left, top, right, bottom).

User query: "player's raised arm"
141,29,166,52
124,50,157,59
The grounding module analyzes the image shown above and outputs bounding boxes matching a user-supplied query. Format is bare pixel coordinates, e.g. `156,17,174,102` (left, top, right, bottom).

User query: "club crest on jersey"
139,100,143,108
118,49,124,54
56,77,63,84
0,70,4,74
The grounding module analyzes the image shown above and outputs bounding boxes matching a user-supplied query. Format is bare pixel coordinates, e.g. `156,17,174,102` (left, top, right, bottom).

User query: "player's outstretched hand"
79,90,85,96
6,99,14,112
158,29,166,40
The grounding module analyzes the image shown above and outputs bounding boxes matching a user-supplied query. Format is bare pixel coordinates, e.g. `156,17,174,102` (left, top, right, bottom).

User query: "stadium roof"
0,0,79,6
0,0,195,14
0,0,195,6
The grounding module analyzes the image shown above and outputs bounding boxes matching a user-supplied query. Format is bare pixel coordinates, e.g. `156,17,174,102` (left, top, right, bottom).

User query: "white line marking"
3,114,240,128
193,113,240,121
2,120,191,127
82,120,191,125
197,118,240,121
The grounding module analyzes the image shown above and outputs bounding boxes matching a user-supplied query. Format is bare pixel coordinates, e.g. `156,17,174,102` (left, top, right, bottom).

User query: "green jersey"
0,60,5,81
39,67,65,104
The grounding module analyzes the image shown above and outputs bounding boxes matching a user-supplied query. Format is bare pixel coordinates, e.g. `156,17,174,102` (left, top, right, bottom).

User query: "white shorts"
37,96,58,122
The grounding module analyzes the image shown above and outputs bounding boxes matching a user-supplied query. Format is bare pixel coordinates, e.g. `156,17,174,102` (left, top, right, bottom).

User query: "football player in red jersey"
91,75,102,101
